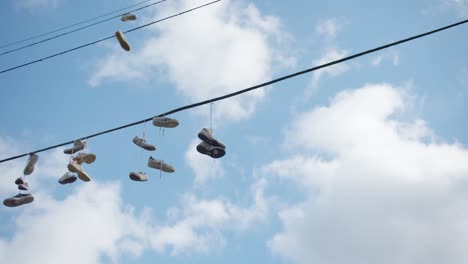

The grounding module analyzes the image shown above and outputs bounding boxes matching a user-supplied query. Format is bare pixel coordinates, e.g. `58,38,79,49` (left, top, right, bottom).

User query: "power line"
0,0,168,57
0,0,222,75
0,0,154,50
1,18,467,164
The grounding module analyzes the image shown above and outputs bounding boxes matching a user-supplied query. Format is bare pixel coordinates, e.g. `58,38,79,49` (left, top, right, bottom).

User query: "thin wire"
0,0,154,50
0,0,168,57
0,0,222,75
0,18,467,164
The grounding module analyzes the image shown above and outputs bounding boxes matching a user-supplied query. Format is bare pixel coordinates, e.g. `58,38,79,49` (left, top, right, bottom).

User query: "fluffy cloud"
185,139,225,184
89,0,293,123
264,83,468,264
315,18,343,39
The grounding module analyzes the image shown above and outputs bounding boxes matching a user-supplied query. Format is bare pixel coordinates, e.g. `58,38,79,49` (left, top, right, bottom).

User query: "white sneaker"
23,153,39,175
64,140,86,155
72,152,96,165
132,136,156,151
121,13,137,21
3,193,34,207
152,116,179,128
67,162,91,182
115,31,130,51
58,172,77,184
147,156,175,173
129,171,149,181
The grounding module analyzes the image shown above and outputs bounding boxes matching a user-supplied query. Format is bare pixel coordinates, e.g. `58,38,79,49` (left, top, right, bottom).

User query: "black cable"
0,0,153,50
0,0,222,75
0,0,168,57
0,18,467,164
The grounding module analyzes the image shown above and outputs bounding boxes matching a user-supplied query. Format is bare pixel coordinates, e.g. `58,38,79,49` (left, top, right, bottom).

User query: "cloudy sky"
1,0,468,263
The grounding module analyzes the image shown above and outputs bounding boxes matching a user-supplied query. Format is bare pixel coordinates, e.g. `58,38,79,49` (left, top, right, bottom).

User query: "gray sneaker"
58,172,77,184
152,116,179,128
72,152,96,165
64,140,86,155
197,128,226,149
196,141,226,159
67,162,91,182
132,136,156,151
3,193,34,207
121,13,137,21
23,153,39,175
129,171,149,181
147,156,175,173
18,182,29,191
115,31,130,51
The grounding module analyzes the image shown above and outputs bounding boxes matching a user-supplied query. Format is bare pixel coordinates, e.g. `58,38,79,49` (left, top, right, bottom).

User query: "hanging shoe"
132,136,156,151
129,171,149,181
197,128,226,149
72,152,96,165
23,153,39,175
58,172,78,185
121,13,137,22
17,182,29,191
64,140,86,155
196,141,226,159
15,177,26,185
115,31,131,51
3,193,34,207
147,156,175,173
152,116,179,128
67,162,91,182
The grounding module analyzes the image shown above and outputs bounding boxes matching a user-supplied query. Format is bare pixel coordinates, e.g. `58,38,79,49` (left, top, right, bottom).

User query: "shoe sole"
3,195,34,207
18,184,29,191
115,31,130,51
68,163,91,182
23,154,39,175
197,144,226,159
59,176,77,184
15,177,25,185
198,132,226,149
129,173,148,182
21,195,34,205
83,154,96,164
152,118,179,128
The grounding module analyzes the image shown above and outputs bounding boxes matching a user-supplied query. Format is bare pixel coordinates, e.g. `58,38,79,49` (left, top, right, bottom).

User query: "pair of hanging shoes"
196,128,226,158
115,13,137,51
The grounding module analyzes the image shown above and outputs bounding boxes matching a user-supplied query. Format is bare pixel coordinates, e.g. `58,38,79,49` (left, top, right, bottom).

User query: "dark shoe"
196,142,226,159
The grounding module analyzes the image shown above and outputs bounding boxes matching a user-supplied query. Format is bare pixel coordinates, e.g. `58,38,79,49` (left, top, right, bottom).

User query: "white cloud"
89,0,293,124
263,83,468,264
442,0,468,16
315,18,342,39
13,0,60,11
185,139,225,184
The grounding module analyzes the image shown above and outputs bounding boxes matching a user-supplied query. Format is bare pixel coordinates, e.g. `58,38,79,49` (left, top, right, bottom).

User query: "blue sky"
0,0,468,263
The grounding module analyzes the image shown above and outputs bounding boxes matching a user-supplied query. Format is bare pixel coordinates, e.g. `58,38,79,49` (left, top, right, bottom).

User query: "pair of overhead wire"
0,18,467,164
0,0,222,75
0,0,166,56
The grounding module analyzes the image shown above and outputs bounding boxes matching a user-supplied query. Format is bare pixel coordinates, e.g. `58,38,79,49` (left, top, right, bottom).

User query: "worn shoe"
132,136,156,151
197,128,226,149
129,171,149,181
67,162,91,182
23,153,39,175
3,193,34,207
64,140,86,155
15,177,25,185
152,116,179,128
58,172,77,184
147,156,175,173
121,13,137,21
196,141,226,159
72,152,96,165
18,182,29,191
115,31,130,51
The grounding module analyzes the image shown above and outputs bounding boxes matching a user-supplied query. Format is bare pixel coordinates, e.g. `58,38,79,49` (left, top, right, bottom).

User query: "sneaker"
115,31,130,51
67,162,91,182
152,116,179,128
64,140,86,155
197,128,226,149
23,153,39,175
121,13,137,21
58,172,77,184
15,177,25,185
196,141,226,159
3,193,34,207
129,171,149,181
72,152,96,165
132,136,156,151
18,182,29,191
147,156,175,173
